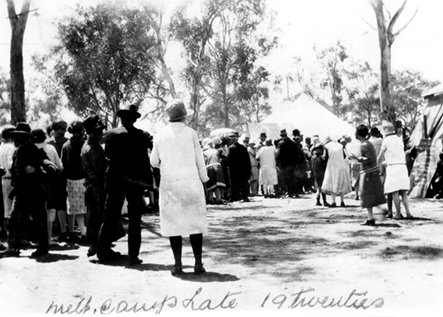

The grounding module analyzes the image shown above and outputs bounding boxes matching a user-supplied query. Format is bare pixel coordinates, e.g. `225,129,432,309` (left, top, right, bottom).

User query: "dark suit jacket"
227,142,251,180
277,137,304,168
104,125,152,188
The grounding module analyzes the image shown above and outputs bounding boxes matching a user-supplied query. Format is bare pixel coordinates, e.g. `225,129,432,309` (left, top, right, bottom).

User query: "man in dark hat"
81,115,107,257
96,104,153,265
277,128,301,198
227,132,251,202
1,123,51,257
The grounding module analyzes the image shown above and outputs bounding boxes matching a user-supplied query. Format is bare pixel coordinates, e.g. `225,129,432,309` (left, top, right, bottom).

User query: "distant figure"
0,126,16,234
256,138,278,198
61,121,87,242
321,136,352,207
227,132,251,202
81,115,107,257
378,121,413,219
311,141,329,207
352,125,386,226
151,99,209,275
203,137,226,204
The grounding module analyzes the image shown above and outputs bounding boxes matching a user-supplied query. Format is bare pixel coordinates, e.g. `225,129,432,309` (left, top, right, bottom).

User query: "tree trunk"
371,0,412,124
7,0,31,124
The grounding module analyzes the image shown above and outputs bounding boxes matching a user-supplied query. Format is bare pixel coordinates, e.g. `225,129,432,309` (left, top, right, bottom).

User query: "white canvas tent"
247,93,355,142
409,83,443,198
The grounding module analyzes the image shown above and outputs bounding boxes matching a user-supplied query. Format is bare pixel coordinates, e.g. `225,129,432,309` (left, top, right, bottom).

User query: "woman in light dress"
256,138,278,197
377,121,413,219
321,136,352,207
151,99,209,276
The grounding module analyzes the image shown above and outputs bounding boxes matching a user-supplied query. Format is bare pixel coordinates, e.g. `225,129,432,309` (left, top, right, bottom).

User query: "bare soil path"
0,195,442,316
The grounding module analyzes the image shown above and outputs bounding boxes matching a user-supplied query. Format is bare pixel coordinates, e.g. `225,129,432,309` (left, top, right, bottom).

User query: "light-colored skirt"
2,178,13,218
259,166,278,186
384,164,410,194
66,179,86,215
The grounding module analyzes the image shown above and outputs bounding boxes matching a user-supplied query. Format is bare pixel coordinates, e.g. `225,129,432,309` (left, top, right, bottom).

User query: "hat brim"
10,131,32,137
117,109,141,119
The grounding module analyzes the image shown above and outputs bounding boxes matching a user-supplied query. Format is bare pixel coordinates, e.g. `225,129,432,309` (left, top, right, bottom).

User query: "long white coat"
150,122,209,237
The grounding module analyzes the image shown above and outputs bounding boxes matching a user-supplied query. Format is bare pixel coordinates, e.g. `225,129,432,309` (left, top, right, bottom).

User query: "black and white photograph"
0,0,442,316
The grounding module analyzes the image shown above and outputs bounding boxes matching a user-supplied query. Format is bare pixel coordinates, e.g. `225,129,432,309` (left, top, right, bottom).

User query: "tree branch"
392,7,418,40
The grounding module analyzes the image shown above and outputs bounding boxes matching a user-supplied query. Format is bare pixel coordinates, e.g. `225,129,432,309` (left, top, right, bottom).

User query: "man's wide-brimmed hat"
83,115,106,134
116,104,141,119
166,99,194,122
280,129,287,136
10,122,32,137
230,131,240,138
260,132,267,138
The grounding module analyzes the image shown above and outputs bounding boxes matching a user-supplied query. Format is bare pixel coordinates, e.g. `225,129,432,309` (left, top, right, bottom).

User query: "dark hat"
83,115,106,134
116,104,141,119
243,136,250,143
166,99,193,122
260,132,267,138
31,129,47,143
1,125,16,140
280,129,287,136
10,122,32,137
68,120,84,134
51,120,68,131
370,126,380,136
292,129,301,137
230,131,240,138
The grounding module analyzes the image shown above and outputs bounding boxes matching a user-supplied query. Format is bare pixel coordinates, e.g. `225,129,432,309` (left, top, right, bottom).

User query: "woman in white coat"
150,99,209,276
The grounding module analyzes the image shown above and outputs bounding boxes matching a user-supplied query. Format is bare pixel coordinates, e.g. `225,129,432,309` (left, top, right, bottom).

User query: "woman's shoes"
361,219,376,226
171,265,183,276
194,264,206,274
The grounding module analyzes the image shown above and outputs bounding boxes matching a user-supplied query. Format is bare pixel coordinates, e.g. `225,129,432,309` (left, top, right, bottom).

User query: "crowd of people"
0,98,439,274
200,120,426,226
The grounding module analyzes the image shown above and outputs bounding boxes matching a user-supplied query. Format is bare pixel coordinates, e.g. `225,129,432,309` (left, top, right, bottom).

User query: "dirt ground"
0,194,442,316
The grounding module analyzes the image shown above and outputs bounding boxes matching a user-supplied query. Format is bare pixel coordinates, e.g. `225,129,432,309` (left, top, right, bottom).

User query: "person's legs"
30,197,49,256
169,235,183,274
400,190,413,218
190,233,205,273
57,210,67,235
126,187,144,262
340,194,345,207
76,214,86,237
386,193,393,217
361,206,375,226
392,191,402,218
330,194,337,206
97,184,125,261
47,208,56,244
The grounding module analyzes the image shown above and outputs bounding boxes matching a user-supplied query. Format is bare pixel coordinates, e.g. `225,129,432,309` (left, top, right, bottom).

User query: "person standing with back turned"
96,104,153,265
150,99,209,276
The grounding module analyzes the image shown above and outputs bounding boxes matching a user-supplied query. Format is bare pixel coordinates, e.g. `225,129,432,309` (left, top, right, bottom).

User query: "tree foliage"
51,3,158,127
0,71,11,125
391,70,439,132
314,41,348,117
170,0,276,133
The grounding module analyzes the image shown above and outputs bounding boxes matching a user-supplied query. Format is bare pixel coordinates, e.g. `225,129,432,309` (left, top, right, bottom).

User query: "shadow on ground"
173,271,239,282
33,253,79,263
380,245,443,260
